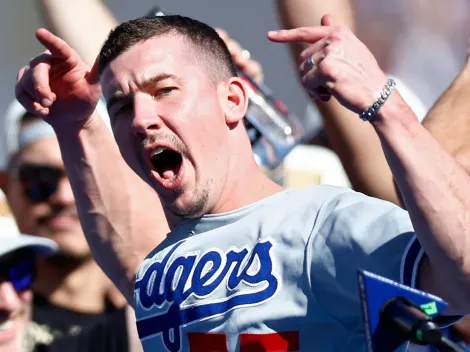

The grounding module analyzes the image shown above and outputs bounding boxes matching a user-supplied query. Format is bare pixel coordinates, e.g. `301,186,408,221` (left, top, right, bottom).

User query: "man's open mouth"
150,147,183,181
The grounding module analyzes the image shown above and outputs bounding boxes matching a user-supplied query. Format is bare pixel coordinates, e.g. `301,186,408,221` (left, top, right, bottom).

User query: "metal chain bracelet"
359,78,396,121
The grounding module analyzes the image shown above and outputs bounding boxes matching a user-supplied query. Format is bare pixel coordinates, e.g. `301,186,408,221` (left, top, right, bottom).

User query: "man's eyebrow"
106,91,127,112
106,73,180,111
140,73,179,89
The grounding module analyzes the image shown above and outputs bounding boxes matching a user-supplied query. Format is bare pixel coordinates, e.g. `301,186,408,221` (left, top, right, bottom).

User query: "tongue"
162,170,176,180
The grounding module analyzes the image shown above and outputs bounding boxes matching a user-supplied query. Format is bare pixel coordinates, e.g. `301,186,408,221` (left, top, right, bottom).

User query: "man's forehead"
101,35,192,92
16,138,62,163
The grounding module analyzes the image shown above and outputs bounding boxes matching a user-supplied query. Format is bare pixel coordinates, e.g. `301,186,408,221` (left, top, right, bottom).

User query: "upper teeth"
151,147,168,157
0,320,13,331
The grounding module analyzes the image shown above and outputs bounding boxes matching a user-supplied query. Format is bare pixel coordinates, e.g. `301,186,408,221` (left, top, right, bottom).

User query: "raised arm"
274,0,400,204
421,56,470,174
14,29,168,304
36,0,118,67
269,18,470,314
275,0,355,57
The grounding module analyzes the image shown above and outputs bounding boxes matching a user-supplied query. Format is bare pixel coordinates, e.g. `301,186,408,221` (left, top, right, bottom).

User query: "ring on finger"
305,56,315,70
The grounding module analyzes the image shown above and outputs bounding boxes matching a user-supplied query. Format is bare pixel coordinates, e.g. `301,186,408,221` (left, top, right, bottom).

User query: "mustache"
37,205,78,226
0,307,27,321
141,133,190,159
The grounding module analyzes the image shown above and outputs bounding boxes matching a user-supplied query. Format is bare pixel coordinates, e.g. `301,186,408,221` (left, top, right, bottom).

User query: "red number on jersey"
187,331,299,352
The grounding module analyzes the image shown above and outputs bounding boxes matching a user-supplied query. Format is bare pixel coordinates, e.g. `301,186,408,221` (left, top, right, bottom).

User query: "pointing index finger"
35,28,76,61
268,26,334,44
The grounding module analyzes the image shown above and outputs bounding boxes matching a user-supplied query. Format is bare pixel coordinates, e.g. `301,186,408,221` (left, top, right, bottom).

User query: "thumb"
85,56,103,101
86,55,101,86
321,14,335,27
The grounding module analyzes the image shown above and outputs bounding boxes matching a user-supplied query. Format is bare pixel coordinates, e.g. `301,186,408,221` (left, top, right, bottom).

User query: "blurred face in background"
6,137,90,261
0,250,34,352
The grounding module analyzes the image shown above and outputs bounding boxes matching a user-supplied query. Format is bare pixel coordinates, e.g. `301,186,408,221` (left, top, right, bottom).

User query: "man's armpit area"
417,254,464,320
416,255,435,294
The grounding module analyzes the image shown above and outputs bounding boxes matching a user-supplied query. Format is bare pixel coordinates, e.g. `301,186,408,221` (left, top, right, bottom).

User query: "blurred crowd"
0,0,469,351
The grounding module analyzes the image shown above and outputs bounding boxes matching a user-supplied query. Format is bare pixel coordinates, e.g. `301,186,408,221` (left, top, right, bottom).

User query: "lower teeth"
0,320,13,331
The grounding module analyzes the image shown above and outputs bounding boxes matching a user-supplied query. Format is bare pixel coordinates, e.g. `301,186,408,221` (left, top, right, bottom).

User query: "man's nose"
0,281,21,314
131,93,163,139
48,177,74,207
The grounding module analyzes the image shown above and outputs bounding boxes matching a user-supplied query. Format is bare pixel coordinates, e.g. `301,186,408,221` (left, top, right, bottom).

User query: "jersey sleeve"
307,190,422,329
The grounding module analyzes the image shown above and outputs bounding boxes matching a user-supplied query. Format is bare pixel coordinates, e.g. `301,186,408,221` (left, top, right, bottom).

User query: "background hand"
216,28,264,83
15,28,101,128
268,15,388,114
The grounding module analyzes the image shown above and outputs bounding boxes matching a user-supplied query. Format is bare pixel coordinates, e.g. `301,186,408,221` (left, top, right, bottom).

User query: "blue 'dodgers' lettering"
135,240,278,352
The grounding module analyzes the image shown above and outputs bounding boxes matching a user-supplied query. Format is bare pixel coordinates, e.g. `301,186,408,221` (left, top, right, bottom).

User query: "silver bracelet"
359,78,396,121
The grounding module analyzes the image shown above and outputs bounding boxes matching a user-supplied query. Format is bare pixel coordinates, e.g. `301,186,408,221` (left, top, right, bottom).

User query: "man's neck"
33,256,112,314
211,132,284,216
213,161,283,215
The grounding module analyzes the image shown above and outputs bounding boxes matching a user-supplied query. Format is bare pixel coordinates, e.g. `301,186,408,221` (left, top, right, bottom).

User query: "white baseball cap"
0,189,57,258
0,98,111,171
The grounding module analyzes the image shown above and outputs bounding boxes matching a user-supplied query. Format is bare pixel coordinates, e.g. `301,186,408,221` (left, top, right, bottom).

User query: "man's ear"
219,77,249,125
0,171,8,192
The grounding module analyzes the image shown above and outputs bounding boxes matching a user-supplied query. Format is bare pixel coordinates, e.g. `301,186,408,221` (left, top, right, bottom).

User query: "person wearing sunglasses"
0,189,57,352
1,107,138,351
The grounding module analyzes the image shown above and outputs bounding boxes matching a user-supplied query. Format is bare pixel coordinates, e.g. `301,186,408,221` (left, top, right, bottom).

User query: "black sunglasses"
0,255,35,292
17,164,65,203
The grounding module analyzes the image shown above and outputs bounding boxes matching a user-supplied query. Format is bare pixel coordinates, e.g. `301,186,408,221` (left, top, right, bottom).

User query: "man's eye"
114,103,133,117
157,87,176,96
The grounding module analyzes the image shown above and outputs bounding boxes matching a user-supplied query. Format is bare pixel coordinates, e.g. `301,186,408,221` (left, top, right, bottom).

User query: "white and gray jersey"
134,185,421,352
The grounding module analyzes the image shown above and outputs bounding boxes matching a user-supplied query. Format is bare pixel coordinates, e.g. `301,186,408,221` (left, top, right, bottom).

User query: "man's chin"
164,198,207,220
159,181,210,221
46,250,93,266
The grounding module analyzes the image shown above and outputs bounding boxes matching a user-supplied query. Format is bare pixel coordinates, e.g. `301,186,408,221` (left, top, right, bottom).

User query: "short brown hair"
98,15,238,83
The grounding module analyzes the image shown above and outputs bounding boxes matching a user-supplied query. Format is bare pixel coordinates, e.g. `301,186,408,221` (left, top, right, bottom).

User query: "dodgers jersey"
134,185,422,352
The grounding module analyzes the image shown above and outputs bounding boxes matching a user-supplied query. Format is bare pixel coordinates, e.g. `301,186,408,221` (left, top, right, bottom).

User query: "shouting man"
14,14,470,351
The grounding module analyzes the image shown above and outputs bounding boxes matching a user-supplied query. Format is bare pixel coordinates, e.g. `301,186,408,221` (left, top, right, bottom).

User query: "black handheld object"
381,298,465,352
357,269,462,352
